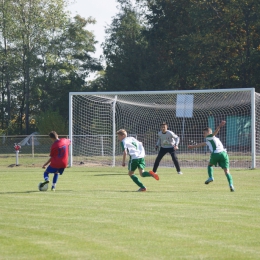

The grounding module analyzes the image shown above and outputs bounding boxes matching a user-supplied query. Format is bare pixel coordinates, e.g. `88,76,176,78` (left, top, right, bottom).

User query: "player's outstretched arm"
42,158,51,169
213,120,226,136
188,142,206,149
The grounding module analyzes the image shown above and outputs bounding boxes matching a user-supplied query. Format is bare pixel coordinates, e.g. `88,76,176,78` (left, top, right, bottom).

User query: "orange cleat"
149,171,159,181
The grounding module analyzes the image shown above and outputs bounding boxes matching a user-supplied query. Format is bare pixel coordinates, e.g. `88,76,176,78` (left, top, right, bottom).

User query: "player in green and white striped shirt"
188,121,235,192
117,129,159,192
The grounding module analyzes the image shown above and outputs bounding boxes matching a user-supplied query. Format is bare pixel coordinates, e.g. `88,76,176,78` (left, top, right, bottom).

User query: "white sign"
176,94,194,118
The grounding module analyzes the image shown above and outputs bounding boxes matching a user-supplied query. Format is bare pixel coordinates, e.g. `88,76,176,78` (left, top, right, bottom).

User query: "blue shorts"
46,165,65,175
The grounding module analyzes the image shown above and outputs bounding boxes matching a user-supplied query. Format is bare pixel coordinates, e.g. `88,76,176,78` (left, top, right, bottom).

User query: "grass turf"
0,165,259,260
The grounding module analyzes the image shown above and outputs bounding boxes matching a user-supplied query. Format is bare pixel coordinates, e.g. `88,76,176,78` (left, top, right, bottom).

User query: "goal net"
69,88,260,169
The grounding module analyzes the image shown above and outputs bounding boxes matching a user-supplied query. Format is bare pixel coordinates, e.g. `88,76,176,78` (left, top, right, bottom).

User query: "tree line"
1,0,260,135
0,0,101,135
99,0,260,92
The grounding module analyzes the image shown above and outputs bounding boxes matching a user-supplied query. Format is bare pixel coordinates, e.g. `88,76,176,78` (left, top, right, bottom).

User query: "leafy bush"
36,110,68,135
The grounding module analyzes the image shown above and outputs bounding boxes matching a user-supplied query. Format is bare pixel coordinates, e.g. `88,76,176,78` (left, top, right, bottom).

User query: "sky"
67,0,119,59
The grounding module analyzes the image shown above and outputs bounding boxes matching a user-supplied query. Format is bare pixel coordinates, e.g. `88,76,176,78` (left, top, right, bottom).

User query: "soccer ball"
38,182,48,191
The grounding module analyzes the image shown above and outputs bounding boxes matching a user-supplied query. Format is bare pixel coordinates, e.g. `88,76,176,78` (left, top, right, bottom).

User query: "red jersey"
50,138,71,168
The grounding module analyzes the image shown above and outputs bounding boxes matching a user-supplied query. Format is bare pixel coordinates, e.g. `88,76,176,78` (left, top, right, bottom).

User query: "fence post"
32,136,34,158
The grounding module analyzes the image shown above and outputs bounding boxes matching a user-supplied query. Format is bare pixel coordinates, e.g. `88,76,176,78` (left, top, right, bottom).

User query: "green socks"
226,173,233,186
141,171,151,177
130,175,145,188
207,165,213,179
207,165,233,186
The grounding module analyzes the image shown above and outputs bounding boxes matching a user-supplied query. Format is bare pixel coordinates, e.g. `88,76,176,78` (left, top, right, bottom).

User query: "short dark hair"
161,122,167,126
203,127,212,132
49,131,58,139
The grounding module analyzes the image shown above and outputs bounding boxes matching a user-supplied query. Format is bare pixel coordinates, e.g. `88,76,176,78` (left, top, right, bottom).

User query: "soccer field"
0,165,259,260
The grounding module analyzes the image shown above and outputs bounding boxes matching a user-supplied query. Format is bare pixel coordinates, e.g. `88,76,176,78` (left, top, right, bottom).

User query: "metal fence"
0,135,68,167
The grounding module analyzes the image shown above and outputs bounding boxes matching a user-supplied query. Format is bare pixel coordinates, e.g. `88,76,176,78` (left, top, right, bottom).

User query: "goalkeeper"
188,120,235,192
117,129,159,192
150,122,183,175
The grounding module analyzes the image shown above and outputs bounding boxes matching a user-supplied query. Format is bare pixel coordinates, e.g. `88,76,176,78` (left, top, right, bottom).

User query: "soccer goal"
69,88,260,169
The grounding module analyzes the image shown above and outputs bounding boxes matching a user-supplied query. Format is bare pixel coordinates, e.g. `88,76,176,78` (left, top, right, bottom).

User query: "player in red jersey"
40,131,71,191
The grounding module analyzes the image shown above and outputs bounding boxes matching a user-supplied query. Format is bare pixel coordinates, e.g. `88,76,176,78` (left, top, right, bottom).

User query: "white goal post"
69,88,260,169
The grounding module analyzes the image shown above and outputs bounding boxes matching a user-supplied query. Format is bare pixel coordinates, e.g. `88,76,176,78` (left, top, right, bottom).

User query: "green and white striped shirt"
206,134,226,153
121,137,145,159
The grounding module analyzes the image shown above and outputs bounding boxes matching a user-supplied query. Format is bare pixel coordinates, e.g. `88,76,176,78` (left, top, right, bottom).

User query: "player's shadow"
93,174,125,176
0,190,74,194
118,190,199,193
0,191,39,194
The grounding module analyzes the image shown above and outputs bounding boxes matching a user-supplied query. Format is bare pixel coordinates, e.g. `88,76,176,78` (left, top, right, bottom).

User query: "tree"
0,0,102,134
0,0,69,134
36,109,67,135
102,0,153,91
137,0,260,90
103,0,260,91
0,0,18,132
35,14,103,121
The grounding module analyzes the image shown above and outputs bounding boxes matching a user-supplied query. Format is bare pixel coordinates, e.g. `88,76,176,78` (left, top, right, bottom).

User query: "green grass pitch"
0,165,259,260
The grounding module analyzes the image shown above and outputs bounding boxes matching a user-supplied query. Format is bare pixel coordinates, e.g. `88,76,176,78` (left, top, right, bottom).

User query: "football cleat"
40,180,49,188
137,187,147,192
205,178,214,184
177,171,183,175
230,185,235,192
149,171,159,180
